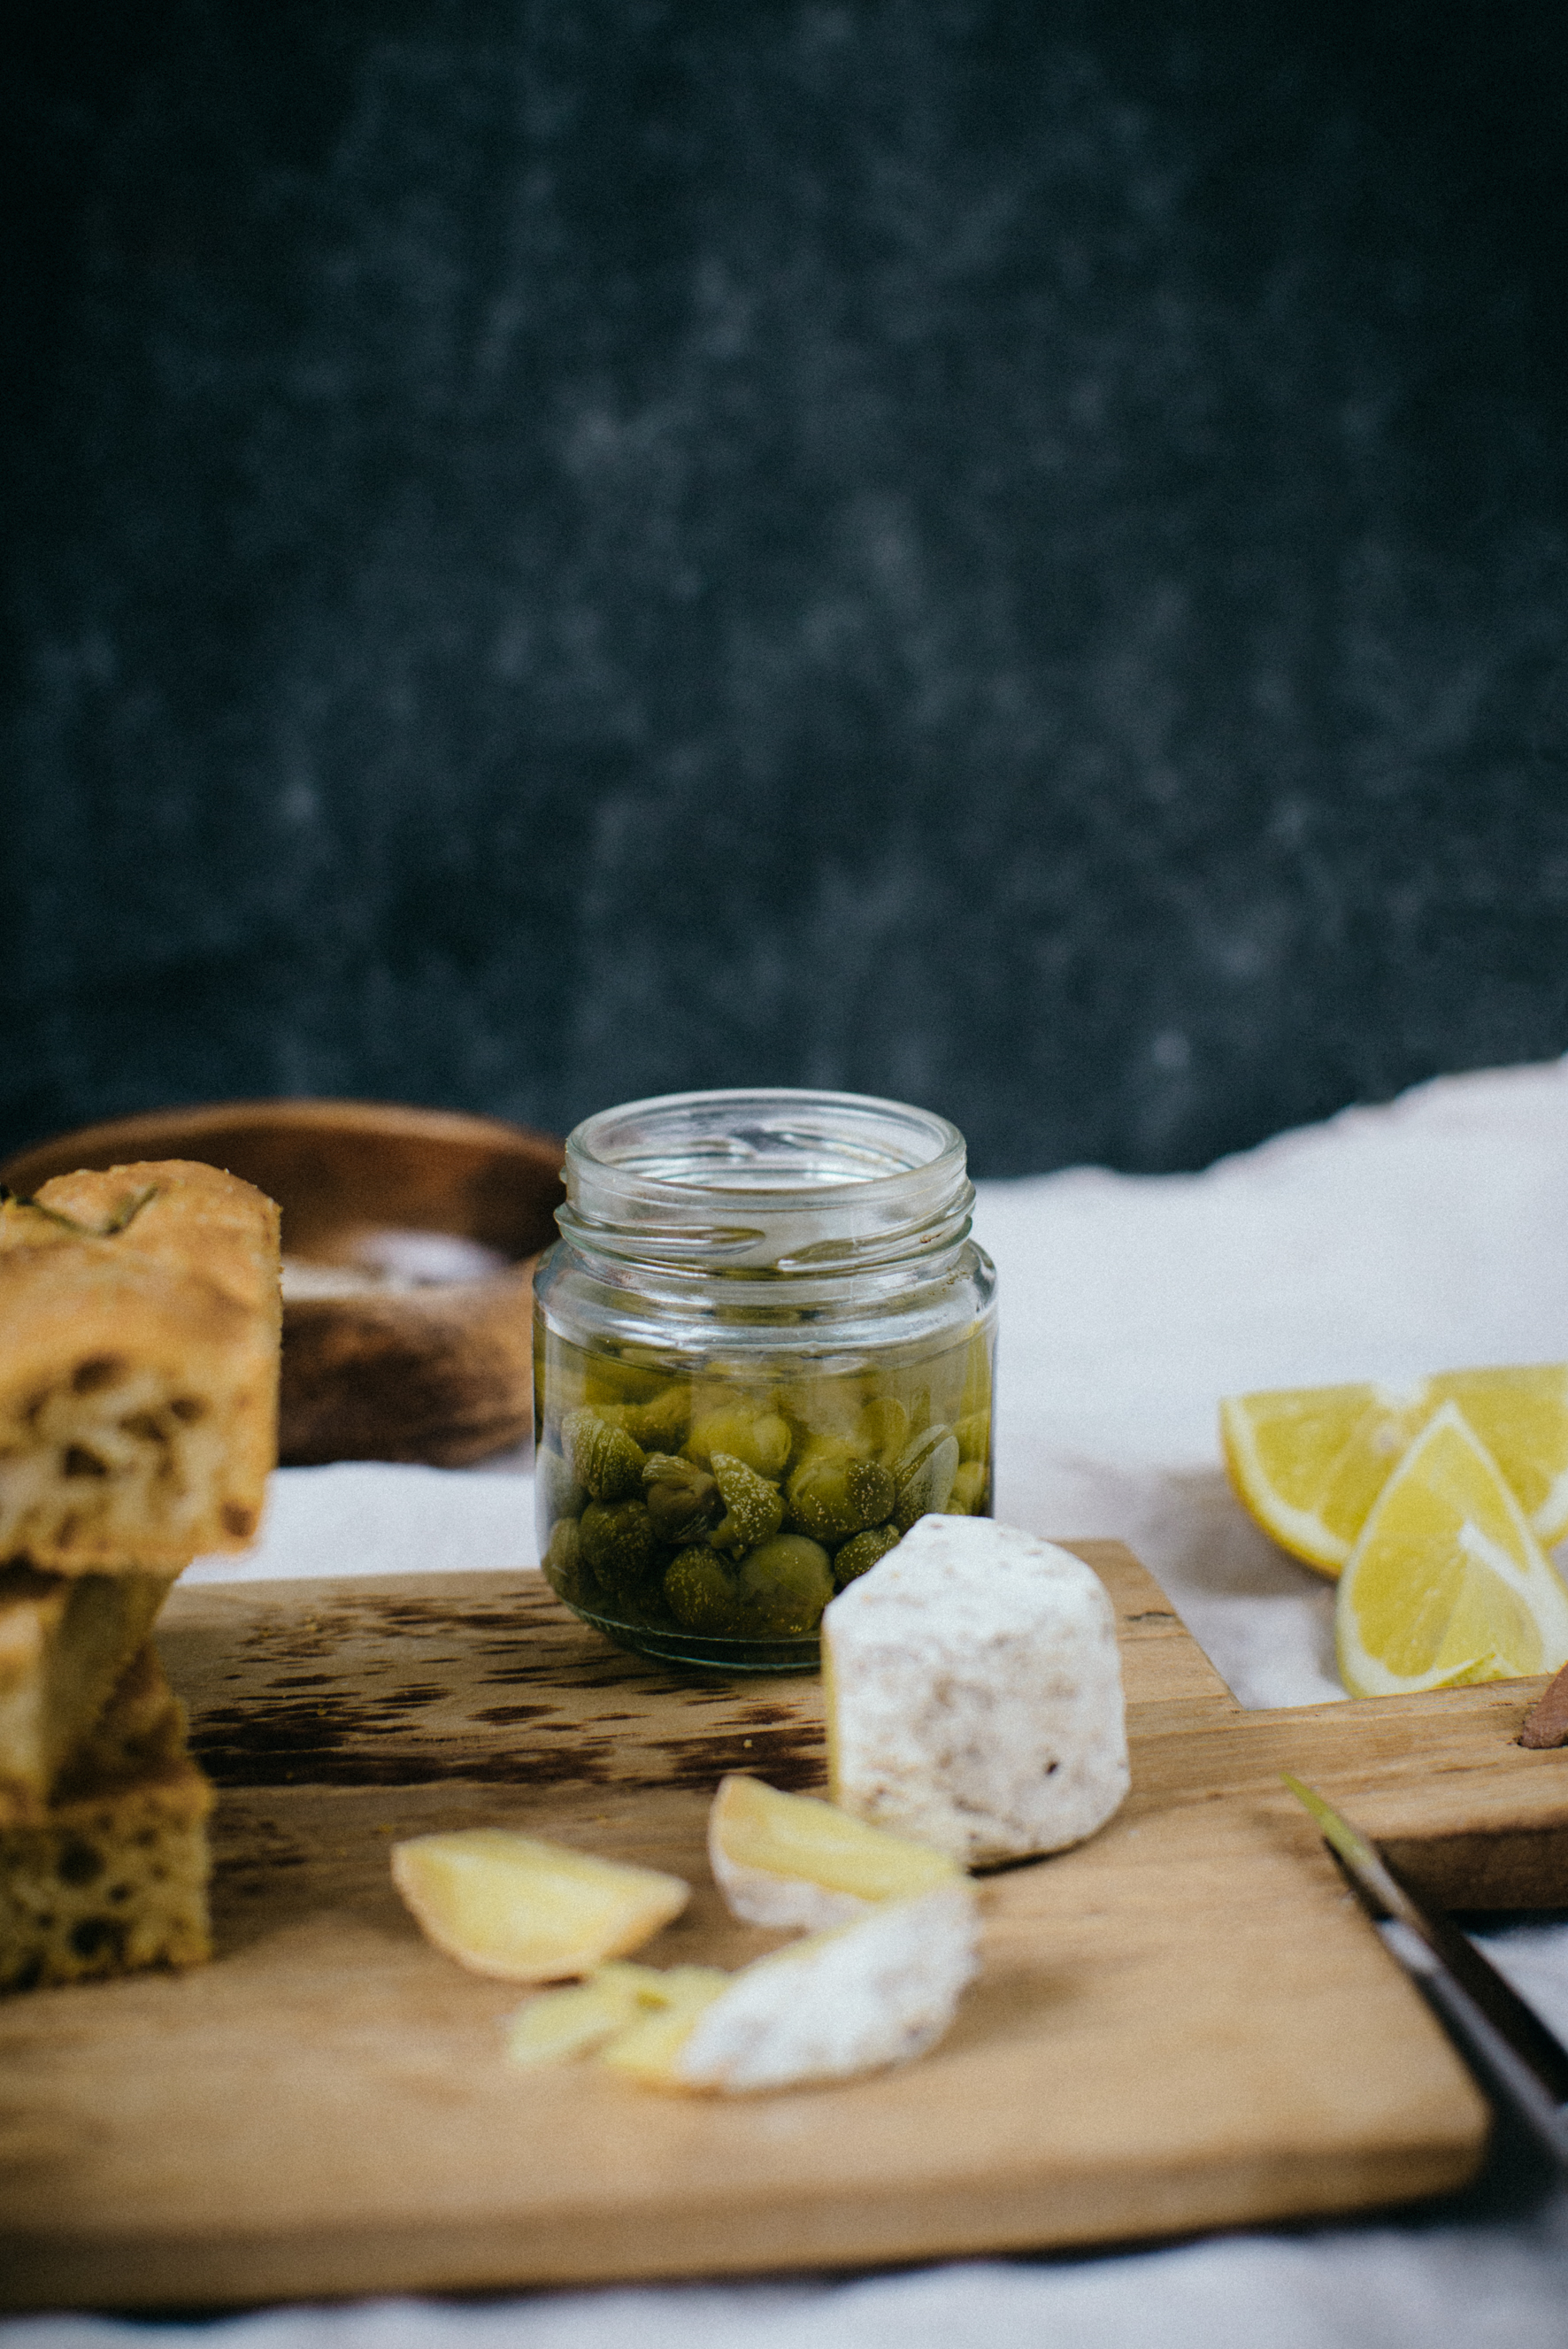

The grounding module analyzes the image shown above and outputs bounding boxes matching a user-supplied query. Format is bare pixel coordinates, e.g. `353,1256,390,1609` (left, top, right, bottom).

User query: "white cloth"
12,1059,1568,2344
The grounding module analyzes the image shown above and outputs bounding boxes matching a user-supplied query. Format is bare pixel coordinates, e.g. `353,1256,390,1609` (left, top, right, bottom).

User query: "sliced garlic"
595,1967,732,2082
504,1962,665,2066
391,1829,688,1983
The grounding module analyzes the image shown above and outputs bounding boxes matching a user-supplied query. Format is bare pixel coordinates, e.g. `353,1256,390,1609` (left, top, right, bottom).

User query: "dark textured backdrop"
7,1,1567,1175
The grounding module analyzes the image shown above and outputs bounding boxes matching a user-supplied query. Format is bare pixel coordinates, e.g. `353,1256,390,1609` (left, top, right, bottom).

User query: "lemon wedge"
1334,1402,1568,1697
1220,1364,1568,1575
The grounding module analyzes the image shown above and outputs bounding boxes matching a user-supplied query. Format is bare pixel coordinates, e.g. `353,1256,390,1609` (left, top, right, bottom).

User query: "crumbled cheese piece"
822,1515,1129,1866
709,1773,962,1930
670,1883,980,2092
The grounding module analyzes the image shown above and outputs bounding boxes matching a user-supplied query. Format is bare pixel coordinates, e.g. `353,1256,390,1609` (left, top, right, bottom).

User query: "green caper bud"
946,1460,989,1516
618,1387,691,1451
833,1522,901,1589
580,1359,667,1408
642,1453,720,1542
543,1513,584,1598
893,1426,959,1530
686,1407,792,1480
736,1534,834,1637
578,1498,660,1587
562,1408,647,1502
536,1444,586,1524
856,1397,910,1465
664,1545,745,1633
708,1452,786,1555
954,1411,990,1464
785,1445,895,1543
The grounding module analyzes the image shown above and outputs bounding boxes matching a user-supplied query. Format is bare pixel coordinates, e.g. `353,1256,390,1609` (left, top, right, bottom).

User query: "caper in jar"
562,1409,646,1503
785,1444,895,1544
534,1318,995,1663
948,1459,988,1515
686,1406,792,1480
736,1535,834,1637
892,1425,960,1529
642,1454,720,1543
611,1387,691,1452
833,1521,900,1589
709,1452,786,1555
579,1498,660,1588
665,1545,745,1633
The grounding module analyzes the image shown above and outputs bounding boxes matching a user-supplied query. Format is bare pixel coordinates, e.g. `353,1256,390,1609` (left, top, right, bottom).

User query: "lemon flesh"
1334,1403,1568,1698
1220,1363,1568,1576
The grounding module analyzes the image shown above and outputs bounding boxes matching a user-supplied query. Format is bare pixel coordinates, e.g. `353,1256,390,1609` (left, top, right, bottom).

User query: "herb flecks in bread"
0,1160,281,1570
0,1644,212,1994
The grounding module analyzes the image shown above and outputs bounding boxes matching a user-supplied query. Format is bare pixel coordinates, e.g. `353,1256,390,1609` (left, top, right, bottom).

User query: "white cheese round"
822,1515,1130,1866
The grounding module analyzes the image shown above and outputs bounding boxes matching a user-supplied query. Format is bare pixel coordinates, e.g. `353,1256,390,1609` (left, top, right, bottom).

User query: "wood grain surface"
5,1541,1567,2313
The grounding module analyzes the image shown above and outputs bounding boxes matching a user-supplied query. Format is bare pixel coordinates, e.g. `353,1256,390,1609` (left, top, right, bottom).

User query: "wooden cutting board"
5,1541,1568,2312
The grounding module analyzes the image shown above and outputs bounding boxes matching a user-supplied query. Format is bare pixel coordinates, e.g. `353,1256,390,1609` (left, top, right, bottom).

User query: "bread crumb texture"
0,1645,212,1994
0,1160,281,1569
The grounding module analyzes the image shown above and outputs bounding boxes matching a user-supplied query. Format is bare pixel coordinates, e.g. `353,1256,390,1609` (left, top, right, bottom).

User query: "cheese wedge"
709,1773,962,1930
632,1883,980,2093
505,1961,675,2066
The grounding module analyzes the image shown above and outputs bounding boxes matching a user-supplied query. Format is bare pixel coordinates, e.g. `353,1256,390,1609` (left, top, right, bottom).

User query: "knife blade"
1282,1772,1568,2165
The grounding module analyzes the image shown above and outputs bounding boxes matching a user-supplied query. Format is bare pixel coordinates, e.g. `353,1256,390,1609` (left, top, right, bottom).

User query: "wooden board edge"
0,2122,1486,2315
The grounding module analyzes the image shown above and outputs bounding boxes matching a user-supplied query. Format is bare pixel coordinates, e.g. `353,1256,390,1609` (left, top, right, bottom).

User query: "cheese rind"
672,1883,980,2092
823,1515,1129,1866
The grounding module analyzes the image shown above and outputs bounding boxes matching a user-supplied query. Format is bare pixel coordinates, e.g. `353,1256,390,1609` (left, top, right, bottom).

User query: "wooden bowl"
0,1100,565,1467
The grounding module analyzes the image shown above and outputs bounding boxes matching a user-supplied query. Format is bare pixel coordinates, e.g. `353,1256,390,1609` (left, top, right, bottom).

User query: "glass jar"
533,1088,997,1670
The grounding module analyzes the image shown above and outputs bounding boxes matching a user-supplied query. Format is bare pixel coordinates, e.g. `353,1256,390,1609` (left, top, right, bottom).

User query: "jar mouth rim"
565,1088,966,1206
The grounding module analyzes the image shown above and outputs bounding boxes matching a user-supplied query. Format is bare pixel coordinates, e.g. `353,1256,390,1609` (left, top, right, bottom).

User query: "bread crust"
0,1160,281,1569
0,1564,178,1821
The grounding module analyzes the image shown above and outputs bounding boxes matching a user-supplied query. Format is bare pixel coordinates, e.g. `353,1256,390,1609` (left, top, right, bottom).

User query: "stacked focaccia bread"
0,1160,281,1992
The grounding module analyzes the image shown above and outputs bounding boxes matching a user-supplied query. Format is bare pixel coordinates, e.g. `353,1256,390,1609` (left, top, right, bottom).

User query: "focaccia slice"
0,1644,212,1994
0,1159,281,1569
0,1562,178,1821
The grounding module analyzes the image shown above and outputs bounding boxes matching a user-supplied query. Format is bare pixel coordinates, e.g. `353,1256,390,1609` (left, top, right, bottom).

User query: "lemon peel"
1220,1363,1568,1576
